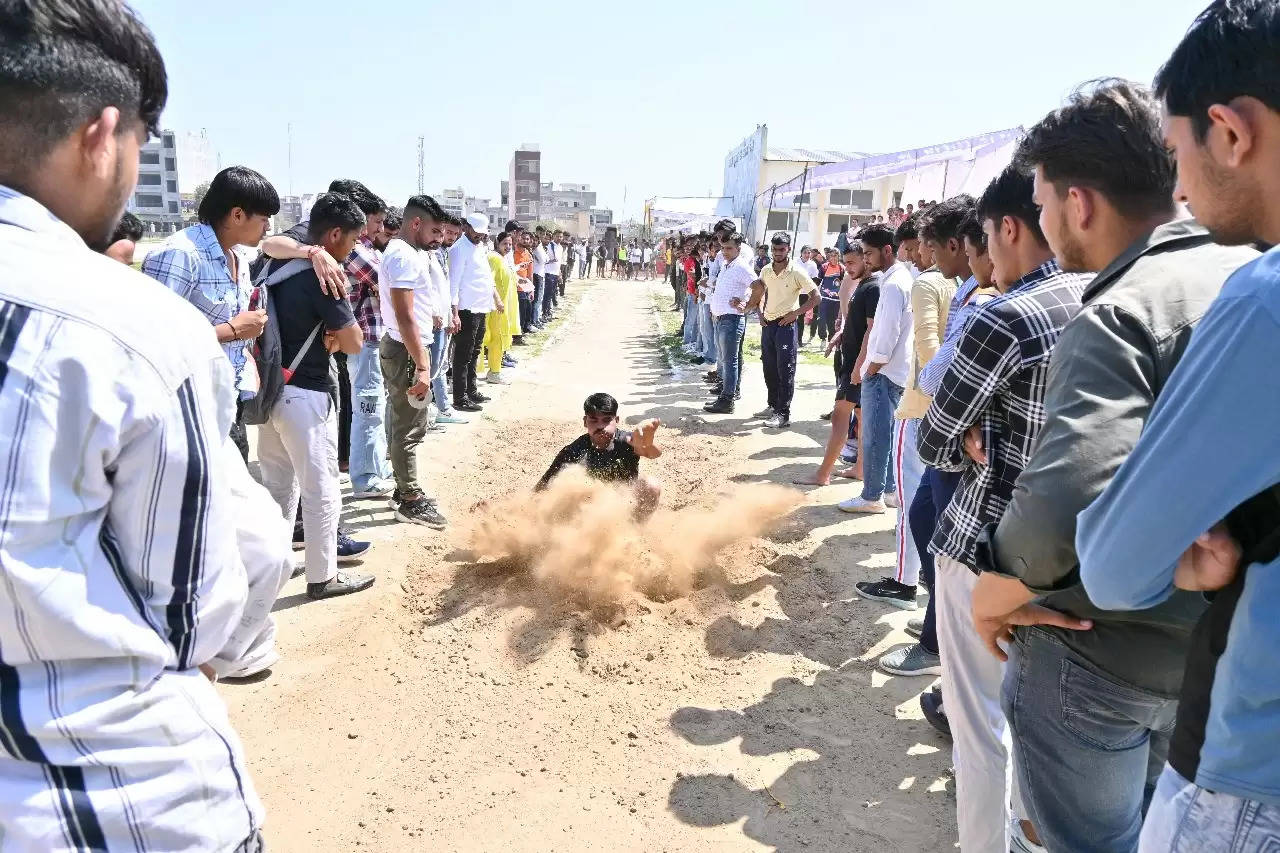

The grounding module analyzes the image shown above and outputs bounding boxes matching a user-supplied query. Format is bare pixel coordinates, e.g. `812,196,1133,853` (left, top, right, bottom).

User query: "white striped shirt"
0,186,262,850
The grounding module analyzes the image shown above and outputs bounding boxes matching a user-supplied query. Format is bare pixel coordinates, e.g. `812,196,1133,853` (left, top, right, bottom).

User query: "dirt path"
223,276,955,852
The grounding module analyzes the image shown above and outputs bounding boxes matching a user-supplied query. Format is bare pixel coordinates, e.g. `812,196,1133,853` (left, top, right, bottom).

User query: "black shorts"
837,373,860,404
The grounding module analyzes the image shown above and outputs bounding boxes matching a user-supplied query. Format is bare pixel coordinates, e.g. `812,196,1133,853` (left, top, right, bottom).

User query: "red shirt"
683,256,698,295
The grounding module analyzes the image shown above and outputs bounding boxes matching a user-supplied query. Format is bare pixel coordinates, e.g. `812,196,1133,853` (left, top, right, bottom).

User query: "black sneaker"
708,384,723,397
703,371,719,383
764,414,790,429
703,398,734,414
396,497,447,529
291,526,305,551
455,400,483,412
855,577,919,611
470,392,491,403
921,686,950,739
307,571,375,600
336,533,372,564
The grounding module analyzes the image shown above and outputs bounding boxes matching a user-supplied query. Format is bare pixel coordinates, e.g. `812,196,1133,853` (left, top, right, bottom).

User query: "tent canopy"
773,127,1024,201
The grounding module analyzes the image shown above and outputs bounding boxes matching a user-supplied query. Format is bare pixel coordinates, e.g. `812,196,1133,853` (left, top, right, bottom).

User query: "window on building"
140,151,160,165
165,158,176,172
166,180,177,193
168,201,179,213
829,189,852,206
162,133,174,149
828,214,854,233
765,210,793,230
135,193,163,208
792,193,811,205
137,173,162,186
893,191,903,208
850,189,874,209
526,160,539,175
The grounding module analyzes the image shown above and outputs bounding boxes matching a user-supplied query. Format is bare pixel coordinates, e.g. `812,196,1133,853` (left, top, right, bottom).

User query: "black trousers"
230,400,249,462
335,352,351,466
760,321,798,417
452,309,486,404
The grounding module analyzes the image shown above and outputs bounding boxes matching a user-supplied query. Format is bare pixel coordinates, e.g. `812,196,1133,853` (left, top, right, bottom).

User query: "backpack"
239,258,323,426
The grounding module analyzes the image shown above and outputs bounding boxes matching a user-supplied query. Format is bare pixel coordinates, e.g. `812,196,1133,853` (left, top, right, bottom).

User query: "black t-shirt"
249,221,310,279
537,430,638,489
270,264,356,394
840,273,882,379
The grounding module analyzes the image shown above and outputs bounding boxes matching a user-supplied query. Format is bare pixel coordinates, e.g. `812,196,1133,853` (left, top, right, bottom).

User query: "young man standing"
540,229,559,322
450,213,503,411
839,223,913,513
379,195,451,528
703,232,754,414
741,233,818,429
142,165,280,461
256,193,374,599
916,167,1093,853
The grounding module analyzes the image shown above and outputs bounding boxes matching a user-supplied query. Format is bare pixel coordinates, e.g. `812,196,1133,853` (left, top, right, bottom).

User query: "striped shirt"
918,276,996,398
917,260,1092,567
141,223,255,396
345,235,383,345
0,186,263,850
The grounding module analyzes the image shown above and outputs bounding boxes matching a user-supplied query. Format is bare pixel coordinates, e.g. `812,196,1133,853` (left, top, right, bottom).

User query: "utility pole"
417,136,425,194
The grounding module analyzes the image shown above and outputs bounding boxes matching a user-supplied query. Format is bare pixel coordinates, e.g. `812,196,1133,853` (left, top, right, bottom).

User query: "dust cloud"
460,467,801,607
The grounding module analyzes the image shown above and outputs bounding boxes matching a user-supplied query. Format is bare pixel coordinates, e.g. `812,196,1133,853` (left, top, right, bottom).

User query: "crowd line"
0,0,1278,850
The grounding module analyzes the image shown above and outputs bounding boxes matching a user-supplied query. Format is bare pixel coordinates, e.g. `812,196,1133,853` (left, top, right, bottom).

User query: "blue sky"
132,0,1209,220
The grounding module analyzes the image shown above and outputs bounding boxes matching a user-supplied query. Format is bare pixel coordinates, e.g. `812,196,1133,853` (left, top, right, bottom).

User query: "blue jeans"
909,466,961,654
532,275,545,324
715,314,746,398
859,372,903,500
348,341,391,492
428,327,453,415
1141,765,1280,852
683,296,699,346
760,321,798,417
542,274,559,317
699,301,718,363
1006,628,1177,853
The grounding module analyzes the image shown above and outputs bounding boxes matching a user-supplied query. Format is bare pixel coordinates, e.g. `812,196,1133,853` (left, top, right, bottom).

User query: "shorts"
837,373,860,404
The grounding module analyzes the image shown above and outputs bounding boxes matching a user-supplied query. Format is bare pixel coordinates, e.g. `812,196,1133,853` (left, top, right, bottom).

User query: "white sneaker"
838,496,886,514
485,372,511,385
885,493,900,509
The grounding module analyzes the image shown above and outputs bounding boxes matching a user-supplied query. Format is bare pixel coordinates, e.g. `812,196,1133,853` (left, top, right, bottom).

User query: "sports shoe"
765,414,790,429
291,526,305,551
855,577,918,609
838,496,886,514
885,493,901,509
840,450,857,465
511,336,526,346
820,410,833,421
905,614,924,638
470,392,492,403
1010,819,1047,853
351,480,394,499
336,533,372,564
307,570,375,600
703,398,734,414
753,407,775,419
708,384,723,397
485,372,511,385
878,643,941,677
503,354,519,366
426,423,447,433
455,400,483,412
921,686,950,739
396,497,447,529
436,411,471,424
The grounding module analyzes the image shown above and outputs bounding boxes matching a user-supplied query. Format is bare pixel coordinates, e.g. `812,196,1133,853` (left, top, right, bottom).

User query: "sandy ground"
223,275,955,852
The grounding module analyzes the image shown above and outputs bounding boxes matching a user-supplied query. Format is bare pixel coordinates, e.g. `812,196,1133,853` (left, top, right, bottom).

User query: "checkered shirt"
917,260,1092,567
346,235,382,345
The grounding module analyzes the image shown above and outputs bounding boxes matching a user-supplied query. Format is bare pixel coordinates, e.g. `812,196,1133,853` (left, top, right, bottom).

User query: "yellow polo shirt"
760,262,818,321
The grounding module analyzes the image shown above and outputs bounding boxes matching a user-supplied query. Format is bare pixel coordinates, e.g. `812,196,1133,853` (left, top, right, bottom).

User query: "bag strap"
286,323,324,376
255,257,311,288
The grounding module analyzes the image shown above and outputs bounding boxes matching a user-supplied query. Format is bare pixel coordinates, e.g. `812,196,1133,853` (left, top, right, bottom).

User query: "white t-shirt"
643,248,654,263
379,238,436,344
532,245,546,276
710,253,756,316
802,259,820,279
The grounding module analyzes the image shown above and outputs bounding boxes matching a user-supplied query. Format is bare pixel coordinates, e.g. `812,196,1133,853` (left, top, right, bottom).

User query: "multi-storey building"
127,129,184,235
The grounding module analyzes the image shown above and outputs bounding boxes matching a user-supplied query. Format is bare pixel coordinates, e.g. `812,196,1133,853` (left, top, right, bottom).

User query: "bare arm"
389,288,432,397
333,322,363,355
741,280,766,314
259,236,348,298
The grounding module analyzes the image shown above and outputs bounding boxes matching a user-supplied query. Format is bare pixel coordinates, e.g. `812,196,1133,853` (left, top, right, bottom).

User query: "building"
174,130,217,193
439,187,465,219
273,195,306,233
127,129,184,235
507,144,541,223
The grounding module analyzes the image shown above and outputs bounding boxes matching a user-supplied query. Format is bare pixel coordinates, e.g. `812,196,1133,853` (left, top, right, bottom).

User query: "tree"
191,180,210,211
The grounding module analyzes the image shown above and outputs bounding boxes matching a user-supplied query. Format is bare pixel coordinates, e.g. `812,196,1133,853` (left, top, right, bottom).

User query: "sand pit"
460,467,803,607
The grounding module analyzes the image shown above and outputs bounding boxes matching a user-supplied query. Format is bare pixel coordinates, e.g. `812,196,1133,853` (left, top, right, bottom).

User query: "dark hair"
959,212,987,253
977,165,1047,246
920,194,976,244
111,210,143,244
1156,0,1280,141
441,213,464,227
583,392,619,417
0,0,167,179
307,192,365,243
326,178,385,216
713,218,736,235
1014,78,1176,218
770,232,791,246
893,216,919,249
403,194,445,222
721,232,746,246
197,166,280,225
842,241,865,256
859,223,895,251
383,212,402,232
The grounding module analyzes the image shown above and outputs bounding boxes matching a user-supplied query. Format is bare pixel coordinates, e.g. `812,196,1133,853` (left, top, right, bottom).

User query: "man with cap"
449,213,504,411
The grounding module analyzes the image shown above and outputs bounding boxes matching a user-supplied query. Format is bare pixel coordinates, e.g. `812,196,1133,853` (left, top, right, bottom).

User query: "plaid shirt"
917,260,1092,567
141,223,254,393
345,235,382,345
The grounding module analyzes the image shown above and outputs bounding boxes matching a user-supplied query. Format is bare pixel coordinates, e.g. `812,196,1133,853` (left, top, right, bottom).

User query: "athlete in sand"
537,392,663,516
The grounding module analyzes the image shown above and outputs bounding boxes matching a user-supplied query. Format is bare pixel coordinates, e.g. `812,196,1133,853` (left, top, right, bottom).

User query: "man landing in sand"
537,392,662,515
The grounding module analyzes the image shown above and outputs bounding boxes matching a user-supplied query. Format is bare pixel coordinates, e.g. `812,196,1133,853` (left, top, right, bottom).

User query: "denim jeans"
428,327,452,415
698,301,718,363
683,296,699,346
1140,765,1280,852
1006,628,1177,853
347,340,391,493
760,321,798,417
532,274,545,324
715,313,746,398
859,372,904,500
543,274,559,316
909,466,961,655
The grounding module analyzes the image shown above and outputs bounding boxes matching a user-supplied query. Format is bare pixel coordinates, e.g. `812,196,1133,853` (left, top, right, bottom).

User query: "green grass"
518,278,589,359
